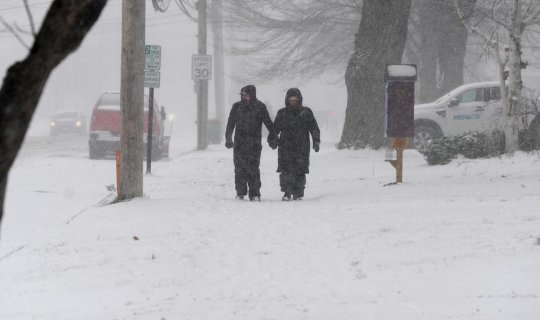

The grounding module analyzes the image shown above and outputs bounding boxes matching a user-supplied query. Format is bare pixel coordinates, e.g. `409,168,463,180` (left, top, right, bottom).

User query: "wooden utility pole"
119,0,145,199
211,0,226,136
197,0,209,150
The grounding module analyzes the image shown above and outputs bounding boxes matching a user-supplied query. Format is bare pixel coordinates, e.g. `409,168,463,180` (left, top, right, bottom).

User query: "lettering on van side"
453,114,481,121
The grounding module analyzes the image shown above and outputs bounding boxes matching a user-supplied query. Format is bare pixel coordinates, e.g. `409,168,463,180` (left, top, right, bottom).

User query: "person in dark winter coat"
225,85,277,201
274,88,320,201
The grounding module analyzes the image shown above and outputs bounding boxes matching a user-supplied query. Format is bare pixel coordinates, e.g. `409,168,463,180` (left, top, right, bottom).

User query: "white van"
413,81,539,149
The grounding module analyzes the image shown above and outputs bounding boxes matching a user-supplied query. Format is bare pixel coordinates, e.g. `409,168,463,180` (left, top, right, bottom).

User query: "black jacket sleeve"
225,104,237,142
274,109,283,138
307,108,320,145
260,103,276,143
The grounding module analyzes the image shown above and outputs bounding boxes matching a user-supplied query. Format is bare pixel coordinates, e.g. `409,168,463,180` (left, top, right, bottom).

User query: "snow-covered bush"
453,131,505,159
419,131,505,165
418,136,457,165
519,128,539,152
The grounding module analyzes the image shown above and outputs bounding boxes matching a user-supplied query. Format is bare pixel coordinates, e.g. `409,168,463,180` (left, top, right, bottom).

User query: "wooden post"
386,137,409,183
197,0,208,150
115,151,121,196
395,146,404,183
119,0,145,199
211,0,226,135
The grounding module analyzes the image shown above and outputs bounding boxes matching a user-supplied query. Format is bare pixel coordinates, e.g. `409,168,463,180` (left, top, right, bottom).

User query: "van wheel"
89,145,104,159
413,124,441,150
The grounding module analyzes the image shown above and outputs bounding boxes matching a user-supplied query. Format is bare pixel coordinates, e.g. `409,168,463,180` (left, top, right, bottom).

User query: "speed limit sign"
192,54,212,80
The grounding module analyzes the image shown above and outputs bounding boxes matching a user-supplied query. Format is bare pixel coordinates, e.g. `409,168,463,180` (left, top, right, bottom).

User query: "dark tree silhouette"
338,0,412,149
0,0,107,224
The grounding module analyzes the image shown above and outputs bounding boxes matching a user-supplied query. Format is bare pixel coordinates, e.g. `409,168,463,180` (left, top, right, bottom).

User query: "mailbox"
385,64,416,138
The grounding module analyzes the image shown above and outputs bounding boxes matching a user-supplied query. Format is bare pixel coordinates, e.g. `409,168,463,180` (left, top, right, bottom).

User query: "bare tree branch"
222,0,361,81
14,22,33,36
22,0,37,36
175,0,197,22
0,15,30,49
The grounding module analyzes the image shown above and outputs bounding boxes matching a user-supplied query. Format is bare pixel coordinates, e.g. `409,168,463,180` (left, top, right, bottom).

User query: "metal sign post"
384,64,417,184
144,45,161,174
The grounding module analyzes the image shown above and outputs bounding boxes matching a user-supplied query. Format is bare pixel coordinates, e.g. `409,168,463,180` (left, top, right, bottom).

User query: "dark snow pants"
233,144,262,198
279,173,306,198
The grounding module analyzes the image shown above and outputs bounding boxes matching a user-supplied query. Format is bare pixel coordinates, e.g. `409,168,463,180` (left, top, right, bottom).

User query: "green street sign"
145,45,161,71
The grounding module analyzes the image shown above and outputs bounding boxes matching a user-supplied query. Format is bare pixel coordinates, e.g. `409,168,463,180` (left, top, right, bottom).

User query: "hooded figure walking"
225,85,277,201
274,88,320,201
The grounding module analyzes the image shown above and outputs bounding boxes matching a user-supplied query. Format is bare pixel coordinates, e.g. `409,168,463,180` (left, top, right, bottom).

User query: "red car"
88,92,170,160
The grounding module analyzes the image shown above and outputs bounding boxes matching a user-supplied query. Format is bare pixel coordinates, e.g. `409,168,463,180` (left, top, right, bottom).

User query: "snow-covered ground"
1,125,539,320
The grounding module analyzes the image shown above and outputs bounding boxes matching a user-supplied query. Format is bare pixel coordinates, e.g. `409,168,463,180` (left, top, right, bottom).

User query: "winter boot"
250,196,261,202
282,192,292,201
235,195,245,200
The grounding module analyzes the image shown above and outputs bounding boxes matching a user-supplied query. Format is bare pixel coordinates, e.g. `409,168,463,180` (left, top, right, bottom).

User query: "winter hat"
240,85,257,99
285,88,303,107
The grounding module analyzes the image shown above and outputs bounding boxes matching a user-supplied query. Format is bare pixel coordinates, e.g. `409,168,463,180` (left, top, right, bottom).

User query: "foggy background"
0,0,539,144
0,0,348,146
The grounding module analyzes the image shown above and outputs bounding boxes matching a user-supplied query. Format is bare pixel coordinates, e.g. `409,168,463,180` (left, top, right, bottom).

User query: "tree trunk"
437,1,469,96
339,0,412,149
0,0,107,224
505,0,523,153
416,0,469,103
417,1,439,103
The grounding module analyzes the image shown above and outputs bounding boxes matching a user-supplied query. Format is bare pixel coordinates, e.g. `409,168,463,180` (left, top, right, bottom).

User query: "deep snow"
1,125,539,320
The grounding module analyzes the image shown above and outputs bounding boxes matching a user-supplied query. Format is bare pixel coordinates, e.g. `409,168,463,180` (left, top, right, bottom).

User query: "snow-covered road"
1,132,539,319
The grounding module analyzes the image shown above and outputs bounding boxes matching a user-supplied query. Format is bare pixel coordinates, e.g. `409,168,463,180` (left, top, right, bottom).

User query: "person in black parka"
225,85,277,201
274,88,320,201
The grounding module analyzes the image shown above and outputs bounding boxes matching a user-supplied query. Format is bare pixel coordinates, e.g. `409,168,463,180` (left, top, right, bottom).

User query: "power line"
0,16,193,40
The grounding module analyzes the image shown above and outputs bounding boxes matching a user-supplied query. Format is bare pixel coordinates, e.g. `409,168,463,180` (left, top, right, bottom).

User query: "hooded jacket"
274,88,320,174
225,85,275,147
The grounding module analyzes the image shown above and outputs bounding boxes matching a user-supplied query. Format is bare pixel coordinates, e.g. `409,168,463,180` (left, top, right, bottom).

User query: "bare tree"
221,0,361,81
407,0,474,103
0,0,107,224
453,0,540,153
338,0,412,149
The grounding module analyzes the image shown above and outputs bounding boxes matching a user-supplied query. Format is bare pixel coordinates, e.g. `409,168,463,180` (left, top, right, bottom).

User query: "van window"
486,87,501,101
459,88,483,103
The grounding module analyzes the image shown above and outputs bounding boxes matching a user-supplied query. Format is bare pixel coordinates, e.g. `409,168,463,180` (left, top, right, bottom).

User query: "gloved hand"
225,140,234,149
313,142,320,152
268,139,277,150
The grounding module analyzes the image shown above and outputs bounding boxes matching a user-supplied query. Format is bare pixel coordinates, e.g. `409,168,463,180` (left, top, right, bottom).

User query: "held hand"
313,143,320,152
268,140,277,150
225,140,234,149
